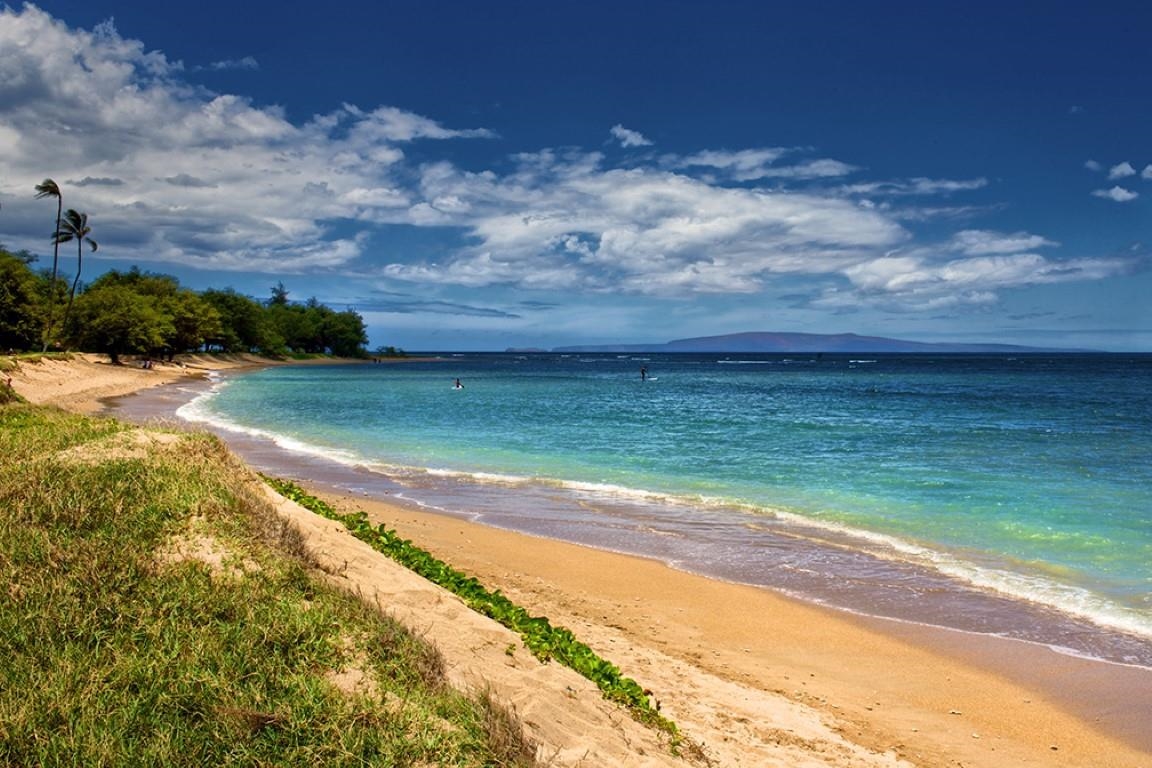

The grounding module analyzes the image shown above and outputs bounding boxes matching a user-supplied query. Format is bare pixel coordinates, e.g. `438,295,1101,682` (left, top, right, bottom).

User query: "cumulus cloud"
824,248,1134,312
386,153,907,295
0,5,492,271
813,224,1136,312
1092,186,1139,202
1144,164,1152,180
1108,161,1137,180
609,124,652,148
0,4,1136,318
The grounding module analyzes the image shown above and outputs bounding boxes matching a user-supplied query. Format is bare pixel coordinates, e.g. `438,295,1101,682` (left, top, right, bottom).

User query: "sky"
1,1,1149,351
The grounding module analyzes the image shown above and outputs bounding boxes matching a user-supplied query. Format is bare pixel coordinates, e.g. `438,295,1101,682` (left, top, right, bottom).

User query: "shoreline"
5,352,360,413
314,484,1152,763
10,356,1151,766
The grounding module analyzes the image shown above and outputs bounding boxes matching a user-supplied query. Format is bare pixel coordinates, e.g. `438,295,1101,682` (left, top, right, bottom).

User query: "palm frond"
34,178,61,199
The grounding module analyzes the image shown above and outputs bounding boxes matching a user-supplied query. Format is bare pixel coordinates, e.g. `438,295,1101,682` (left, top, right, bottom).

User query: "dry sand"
315,488,1152,768
8,354,1151,767
6,352,272,413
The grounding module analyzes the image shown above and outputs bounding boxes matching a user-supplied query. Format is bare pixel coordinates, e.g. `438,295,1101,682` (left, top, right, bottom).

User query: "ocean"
132,352,1152,668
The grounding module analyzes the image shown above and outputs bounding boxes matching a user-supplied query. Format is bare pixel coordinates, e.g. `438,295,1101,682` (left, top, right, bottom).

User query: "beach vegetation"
263,477,690,753
0,404,539,766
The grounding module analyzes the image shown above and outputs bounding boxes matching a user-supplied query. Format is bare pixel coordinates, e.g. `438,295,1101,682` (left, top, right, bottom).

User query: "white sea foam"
177,385,364,467
761,507,1152,641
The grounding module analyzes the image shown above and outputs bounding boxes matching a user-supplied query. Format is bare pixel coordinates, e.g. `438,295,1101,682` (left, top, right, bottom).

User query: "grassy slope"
0,404,535,766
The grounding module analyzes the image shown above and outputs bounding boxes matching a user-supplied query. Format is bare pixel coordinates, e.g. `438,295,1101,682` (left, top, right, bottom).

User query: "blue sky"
1,1,1149,351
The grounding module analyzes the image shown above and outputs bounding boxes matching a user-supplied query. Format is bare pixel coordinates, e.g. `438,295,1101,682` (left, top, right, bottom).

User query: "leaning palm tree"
35,179,63,350
54,209,98,339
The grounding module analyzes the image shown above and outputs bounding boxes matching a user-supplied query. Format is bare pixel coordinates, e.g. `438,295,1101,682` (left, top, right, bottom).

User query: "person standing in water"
640,366,648,381
454,378,464,389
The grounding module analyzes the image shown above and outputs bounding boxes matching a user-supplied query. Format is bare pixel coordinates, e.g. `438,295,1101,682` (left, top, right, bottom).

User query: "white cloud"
390,155,907,295
674,148,787,179
1108,161,1137,179
1092,186,1139,202
341,104,496,143
763,158,856,179
830,248,1133,312
671,148,855,182
840,177,988,196
0,5,492,272
609,124,653,148
1084,160,1102,172
1143,164,1152,180
206,56,259,71
0,4,1136,317
950,230,1058,255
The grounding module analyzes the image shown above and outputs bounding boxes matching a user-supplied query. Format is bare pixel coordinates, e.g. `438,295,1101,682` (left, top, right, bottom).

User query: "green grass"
0,351,74,371
0,404,537,766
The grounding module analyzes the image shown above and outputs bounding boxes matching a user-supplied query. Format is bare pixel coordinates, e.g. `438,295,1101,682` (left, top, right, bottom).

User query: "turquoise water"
174,353,1152,665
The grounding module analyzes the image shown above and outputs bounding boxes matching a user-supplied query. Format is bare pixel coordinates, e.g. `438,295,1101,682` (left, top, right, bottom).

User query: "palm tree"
35,179,63,350
54,209,98,338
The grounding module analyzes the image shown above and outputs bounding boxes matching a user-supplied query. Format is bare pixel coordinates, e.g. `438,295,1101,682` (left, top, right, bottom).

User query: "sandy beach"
8,354,1151,767
5,352,274,413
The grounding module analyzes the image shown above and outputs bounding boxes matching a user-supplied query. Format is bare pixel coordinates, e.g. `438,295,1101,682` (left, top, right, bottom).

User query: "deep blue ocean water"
171,353,1152,667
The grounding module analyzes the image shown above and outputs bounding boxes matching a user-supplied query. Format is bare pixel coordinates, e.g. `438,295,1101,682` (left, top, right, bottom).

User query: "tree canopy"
0,248,372,361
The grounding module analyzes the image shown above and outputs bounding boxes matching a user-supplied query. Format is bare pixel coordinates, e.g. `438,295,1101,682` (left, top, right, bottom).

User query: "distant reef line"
507,331,1093,354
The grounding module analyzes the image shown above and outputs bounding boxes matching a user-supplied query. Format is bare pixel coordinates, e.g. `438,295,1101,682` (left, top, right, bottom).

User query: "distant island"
546,331,1085,354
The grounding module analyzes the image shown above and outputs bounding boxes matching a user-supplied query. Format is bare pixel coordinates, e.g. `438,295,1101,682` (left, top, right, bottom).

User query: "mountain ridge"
549,331,1087,354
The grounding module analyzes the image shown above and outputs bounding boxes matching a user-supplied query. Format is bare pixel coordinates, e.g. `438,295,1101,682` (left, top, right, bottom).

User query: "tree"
159,291,223,357
266,301,318,353
87,267,178,298
0,247,46,351
54,209,98,337
34,179,63,350
260,289,368,357
268,281,290,307
201,288,277,353
69,285,171,364
321,308,369,357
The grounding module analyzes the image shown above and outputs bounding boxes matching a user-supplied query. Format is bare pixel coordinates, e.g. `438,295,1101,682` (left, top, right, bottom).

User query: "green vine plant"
263,476,686,748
